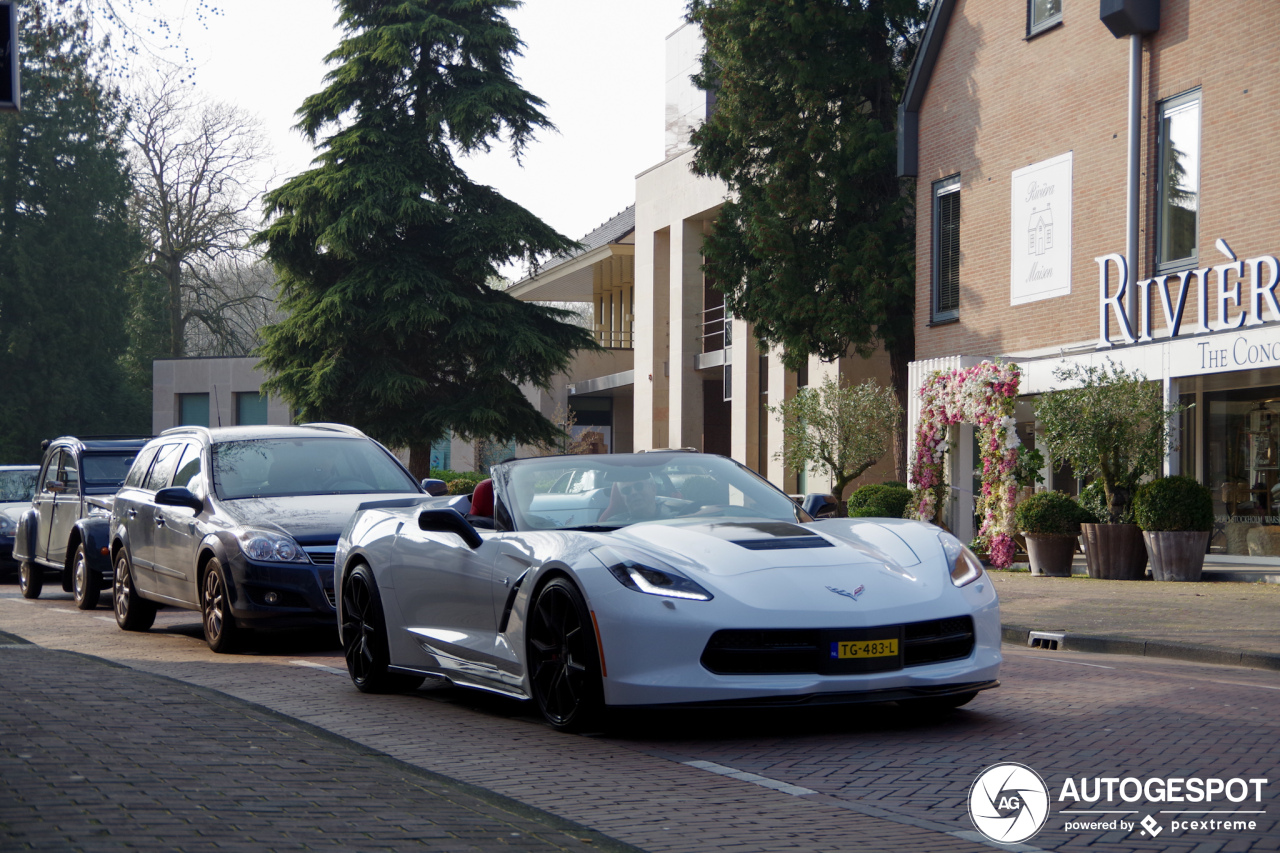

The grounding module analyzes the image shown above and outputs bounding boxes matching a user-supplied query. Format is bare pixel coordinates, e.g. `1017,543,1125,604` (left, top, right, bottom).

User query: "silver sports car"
335,452,1001,730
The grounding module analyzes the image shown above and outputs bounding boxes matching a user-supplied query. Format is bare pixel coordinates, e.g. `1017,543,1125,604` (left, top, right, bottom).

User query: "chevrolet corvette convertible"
335,452,1001,730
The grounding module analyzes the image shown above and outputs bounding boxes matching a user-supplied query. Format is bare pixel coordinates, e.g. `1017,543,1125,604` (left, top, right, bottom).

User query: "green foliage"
688,0,928,479
1014,491,1094,537
1036,362,1177,523
254,0,598,461
1133,476,1214,532
847,483,912,519
0,0,149,462
1013,446,1046,488
772,377,902,503
1078,480,1133,525
446,477,480,496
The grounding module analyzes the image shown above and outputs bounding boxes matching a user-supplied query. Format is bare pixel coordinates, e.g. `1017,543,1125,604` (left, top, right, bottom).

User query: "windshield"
494,453,808,531
0,468,38,502
211,438,419,499
81,453,141,486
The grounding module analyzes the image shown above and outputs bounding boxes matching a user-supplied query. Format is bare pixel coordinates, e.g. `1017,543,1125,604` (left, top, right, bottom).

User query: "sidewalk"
992,567,1280,670
0,631,636,853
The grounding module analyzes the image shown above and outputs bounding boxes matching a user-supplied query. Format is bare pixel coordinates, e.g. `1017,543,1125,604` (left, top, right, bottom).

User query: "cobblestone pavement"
1,583,1277,853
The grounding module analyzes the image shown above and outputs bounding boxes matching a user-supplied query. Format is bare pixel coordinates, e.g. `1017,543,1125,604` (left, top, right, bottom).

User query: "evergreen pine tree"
256,0,596,472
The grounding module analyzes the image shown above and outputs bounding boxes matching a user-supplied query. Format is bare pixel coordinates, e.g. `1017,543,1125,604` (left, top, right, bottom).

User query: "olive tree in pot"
1013,491,1093,577
1133,476,1214,582
1037,362,1179,580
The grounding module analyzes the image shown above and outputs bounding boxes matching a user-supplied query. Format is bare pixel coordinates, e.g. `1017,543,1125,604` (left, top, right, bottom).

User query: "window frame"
1027,0,1063,38
1155,88,1202,275
931,174,962,324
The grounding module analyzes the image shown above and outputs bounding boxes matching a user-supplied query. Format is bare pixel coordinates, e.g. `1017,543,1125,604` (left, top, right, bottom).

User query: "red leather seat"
470,479,495,518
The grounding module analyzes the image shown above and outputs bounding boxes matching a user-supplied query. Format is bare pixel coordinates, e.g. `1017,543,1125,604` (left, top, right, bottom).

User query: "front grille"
700,616,975,676
324,587,336,608
302,546,336,566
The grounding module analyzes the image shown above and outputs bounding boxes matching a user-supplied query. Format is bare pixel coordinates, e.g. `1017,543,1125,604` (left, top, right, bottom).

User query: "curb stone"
1001,624,1280,672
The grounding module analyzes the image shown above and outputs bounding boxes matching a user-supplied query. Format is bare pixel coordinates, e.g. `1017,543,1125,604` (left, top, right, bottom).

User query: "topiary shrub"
1133,476,1214,532
1014,490,1094,537
1078,480,1134,525
447,478,478,496
847,483,913,519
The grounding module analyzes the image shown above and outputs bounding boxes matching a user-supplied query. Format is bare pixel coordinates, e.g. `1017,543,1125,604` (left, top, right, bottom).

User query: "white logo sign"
969,762,1051,844
1011,152,1073,306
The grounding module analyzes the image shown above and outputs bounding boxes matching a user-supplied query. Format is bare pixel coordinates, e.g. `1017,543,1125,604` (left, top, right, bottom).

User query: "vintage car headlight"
593,545,713,601
938,531,984,587
236,528,309,563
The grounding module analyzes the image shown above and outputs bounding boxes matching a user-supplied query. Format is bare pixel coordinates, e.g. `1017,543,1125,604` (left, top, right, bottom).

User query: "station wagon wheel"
341,564,423,694
73,544,100,610
526,578,604,732
18,561,42,599
113,551,156,631
201,558,242,654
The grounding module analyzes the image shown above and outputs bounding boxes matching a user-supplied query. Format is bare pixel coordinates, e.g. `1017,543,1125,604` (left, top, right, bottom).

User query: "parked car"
334,451,1002,731
13,438,150,605
109,423,425,652
0,465,40,579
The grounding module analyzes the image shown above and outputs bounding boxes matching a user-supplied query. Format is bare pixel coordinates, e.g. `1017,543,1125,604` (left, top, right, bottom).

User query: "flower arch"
909,361,1022,567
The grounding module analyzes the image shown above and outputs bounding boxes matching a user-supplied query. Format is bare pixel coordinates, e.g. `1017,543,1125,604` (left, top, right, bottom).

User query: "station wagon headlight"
237,528,308,563
938,531,984,587
0,516,14,536
593,546,713,601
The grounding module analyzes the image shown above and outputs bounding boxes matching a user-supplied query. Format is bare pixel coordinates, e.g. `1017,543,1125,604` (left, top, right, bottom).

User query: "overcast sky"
134,0,691,249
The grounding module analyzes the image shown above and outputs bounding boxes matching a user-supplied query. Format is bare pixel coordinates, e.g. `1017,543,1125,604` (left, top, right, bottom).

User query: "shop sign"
1011,152,1073,305
1097,239,1280,348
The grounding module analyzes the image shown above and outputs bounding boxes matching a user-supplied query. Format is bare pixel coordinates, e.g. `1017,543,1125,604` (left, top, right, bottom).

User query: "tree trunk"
407,441,432,483
887,336,914,484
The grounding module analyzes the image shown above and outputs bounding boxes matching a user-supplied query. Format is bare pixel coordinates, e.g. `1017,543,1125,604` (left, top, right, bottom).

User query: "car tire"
201,558,242,654
341,564,424,694
73,544,100,610
526,577,605,732
18,561,42,599
114,551,157,631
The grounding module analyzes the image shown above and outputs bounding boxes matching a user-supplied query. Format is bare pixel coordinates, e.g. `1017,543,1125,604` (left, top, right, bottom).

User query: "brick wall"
914,0,1280,360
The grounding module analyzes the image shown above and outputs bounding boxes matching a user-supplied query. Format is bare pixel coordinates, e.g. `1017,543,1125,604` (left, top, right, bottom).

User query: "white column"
667,219,704,449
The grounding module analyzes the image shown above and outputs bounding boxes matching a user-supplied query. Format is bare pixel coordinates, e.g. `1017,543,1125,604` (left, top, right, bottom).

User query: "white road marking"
1035,657,1115,669
682,760,817,796
93,616,115,623
290,660,348,676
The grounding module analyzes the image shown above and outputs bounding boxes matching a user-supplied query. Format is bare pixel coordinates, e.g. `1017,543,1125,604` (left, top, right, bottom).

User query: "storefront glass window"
1204,385,1280,557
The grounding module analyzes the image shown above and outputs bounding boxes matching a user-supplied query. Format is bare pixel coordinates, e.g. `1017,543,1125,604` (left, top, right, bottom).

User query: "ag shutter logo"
969,762,1051,844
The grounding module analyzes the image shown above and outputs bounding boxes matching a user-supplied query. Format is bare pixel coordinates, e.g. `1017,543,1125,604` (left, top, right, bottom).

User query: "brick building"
900,0,1280,558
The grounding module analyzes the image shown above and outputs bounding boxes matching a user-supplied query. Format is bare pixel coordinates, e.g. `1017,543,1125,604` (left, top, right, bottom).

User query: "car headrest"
470,479,495,518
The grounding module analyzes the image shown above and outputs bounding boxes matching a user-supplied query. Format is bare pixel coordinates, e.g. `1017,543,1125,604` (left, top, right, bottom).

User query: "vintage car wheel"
526,577,604,732
18,561,42,599
73,544,100,610
341,564,424,694
114,552,157,631
202,559,242,654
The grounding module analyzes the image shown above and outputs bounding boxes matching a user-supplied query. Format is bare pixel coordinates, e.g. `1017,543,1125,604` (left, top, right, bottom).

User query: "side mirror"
45,480,66,494
418,508,483,549
155,487,204,514
420,478,449,497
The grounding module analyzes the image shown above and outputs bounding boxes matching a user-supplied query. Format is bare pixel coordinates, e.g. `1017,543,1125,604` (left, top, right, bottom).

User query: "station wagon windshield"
211,438,418,499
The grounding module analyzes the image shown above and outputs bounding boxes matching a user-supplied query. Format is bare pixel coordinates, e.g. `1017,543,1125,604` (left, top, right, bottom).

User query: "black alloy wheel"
341,564,423,694
18,561,42,599
113,552,157,631
201,558,242,654
526,577,604,732
72,544,100,610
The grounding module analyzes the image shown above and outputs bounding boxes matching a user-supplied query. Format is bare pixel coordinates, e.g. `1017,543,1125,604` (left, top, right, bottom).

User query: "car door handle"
155,517,166,527
127,509,137,519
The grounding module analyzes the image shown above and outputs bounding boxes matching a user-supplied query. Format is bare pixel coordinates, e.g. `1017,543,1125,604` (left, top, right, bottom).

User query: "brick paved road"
1,588,1276,853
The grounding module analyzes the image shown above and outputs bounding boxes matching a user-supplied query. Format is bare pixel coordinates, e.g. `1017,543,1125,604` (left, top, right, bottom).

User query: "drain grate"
1028,630,1065,650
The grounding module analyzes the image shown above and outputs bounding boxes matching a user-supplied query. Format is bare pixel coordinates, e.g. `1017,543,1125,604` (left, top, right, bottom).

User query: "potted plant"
847,483,913,518
1012,491,1090,576
1133,476,1214,582
1036,362,1179,580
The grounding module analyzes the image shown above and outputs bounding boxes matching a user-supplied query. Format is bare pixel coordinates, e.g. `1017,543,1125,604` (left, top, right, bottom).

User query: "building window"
178,393,209,427
1157,90,1200,272
1028,0,1062,36
235,392,269,425
932,175,961,322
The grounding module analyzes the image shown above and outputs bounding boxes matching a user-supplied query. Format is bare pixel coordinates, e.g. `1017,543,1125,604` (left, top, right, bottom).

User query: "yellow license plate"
830,639,898,659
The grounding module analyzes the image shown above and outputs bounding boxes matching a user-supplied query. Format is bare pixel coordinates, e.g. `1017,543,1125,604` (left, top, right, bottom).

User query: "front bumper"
225,554,336,630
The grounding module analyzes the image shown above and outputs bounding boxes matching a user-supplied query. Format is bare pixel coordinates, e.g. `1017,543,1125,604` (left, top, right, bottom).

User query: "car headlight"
236,528,309,563
938,531,984,587
592,546,713,601
0,516,14,536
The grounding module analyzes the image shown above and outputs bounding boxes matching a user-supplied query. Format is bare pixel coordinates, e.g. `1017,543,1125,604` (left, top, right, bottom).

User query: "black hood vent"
732,536,834,551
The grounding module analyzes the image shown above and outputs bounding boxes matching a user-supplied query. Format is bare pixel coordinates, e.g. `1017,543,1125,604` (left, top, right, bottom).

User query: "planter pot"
1080,523,1148,580
1143,530,1210,582
1023,533,1076,577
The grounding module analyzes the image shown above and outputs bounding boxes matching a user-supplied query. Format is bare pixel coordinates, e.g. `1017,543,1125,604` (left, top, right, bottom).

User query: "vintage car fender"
11,507,38,564
70,517,115,580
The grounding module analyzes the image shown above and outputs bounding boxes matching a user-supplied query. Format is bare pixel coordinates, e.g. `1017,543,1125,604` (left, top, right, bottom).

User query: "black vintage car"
13,437,150,607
